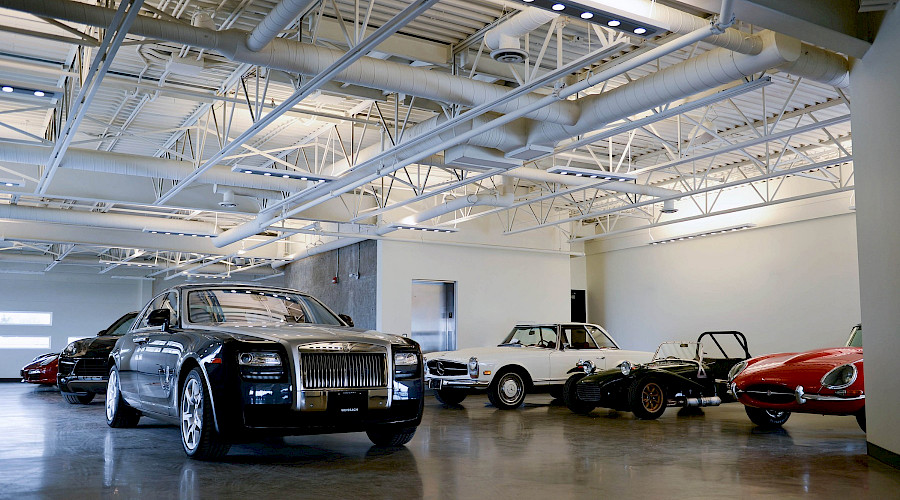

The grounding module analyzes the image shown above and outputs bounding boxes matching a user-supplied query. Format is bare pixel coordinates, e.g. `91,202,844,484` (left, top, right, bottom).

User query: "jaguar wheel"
487,370,527,410
181,368,230,460
434,389,467,406
106,366,140,428
63,392,95,404
745,406,791,428
366,425,417,447
563,374,595,415
628,377,667,420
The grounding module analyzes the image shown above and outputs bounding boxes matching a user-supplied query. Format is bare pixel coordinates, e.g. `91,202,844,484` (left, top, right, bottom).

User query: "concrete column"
849,7,900,464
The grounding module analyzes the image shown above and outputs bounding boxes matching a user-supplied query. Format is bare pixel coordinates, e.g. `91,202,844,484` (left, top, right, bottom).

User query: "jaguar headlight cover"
468,357,479,378
238,351,282,366
727,360,748,383
394,352,418,366
821,363,857,389
619,360,633,376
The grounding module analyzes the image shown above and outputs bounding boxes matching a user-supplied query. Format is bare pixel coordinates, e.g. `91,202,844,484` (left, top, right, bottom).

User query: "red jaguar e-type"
729,325,864,431
20,352,59,385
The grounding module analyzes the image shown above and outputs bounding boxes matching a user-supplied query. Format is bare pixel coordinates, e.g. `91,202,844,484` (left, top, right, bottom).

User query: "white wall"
377,239,571,348
0,272,147,378
585,214,860,355
850,4,900,459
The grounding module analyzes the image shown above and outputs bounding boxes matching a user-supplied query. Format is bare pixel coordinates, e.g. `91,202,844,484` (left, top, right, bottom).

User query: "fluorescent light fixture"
515,0,662,38
99,260,159,268
231,165,336,183
184,273,228,279
0,178,25,187
142,228,217,238
648,224,756,246
0,311,52,326
0,84,55,98
0,336,51,349
1,86,12,93
547,166,637,181
391,224,460,234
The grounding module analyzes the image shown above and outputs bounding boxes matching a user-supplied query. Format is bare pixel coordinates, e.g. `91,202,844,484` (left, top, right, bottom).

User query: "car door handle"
133,336,149,344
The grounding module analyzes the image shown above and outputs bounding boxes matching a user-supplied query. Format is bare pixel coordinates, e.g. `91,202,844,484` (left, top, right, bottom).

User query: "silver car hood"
193,324,406,347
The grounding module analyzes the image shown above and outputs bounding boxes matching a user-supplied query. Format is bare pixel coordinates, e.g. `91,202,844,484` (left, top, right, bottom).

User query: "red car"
729,325,864,431
20,352,59,385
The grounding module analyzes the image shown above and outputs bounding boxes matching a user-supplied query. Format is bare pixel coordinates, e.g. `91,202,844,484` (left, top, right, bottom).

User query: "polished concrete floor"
1,383,899,499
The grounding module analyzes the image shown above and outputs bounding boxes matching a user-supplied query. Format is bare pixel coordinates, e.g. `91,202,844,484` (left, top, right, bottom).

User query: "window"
561,326,600,350
0,336,51,349
186,289,343,326
107,314,138,336
0,311,52,326
502,326,558,348
586,325,618,349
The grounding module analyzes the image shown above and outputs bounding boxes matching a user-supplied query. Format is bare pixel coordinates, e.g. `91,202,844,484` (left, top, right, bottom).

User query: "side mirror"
338,314,354,327
147,308,171,329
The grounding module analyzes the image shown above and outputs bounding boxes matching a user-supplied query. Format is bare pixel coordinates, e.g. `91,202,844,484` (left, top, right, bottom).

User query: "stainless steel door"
410,280,456,353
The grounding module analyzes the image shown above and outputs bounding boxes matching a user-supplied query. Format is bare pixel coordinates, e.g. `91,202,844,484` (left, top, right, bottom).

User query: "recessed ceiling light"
33,91,44,97
634,27,647,34
1,86,13,93
607,20,621,27
552,3,565,11
581,12,594,19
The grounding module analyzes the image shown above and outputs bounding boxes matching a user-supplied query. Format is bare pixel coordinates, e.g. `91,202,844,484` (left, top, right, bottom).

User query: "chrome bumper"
425,376,490,390
794,385,865,404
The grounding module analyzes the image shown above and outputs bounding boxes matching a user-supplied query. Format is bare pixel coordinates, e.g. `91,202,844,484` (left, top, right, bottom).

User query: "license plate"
428,379,442,390
331,391,366,414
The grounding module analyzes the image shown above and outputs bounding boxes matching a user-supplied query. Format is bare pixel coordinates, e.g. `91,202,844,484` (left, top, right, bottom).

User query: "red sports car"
20,352,59,385
729,325,864,431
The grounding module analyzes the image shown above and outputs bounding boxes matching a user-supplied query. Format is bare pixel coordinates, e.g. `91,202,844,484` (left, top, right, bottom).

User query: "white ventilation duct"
779,43,853,88
0,253,263,274
402,193,514,225
484,7,558,63
246,0,317,51
0,204,218,235
505,167,680,198
0,143,307,193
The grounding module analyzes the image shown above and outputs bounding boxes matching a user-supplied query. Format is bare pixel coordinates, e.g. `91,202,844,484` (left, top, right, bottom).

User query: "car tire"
856,408,866,432
549,386,563,400
628,377,667,420
366,425,417,447
63,392,95,404
434,389,467,406
563,374,595,415
106,366,140,428
487,370,528,410
745,406,791,428
180,367,230,460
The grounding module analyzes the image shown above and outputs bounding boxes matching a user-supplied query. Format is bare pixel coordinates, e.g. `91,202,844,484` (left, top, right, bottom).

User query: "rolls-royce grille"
425,360,467,376
300,353,387,389
577,384,603,402
742,384,795,404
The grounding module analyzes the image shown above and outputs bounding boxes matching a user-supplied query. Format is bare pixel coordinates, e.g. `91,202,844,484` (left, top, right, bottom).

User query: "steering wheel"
536,339,550,347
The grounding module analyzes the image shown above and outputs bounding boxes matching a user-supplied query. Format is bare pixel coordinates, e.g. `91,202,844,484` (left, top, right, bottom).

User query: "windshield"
501,326,558,348
107,313,138,336
186,289,344,326
847,325,862,347
652,341,701,362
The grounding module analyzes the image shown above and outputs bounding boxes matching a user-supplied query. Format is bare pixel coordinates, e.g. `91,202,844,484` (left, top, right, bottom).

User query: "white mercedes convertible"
424,323,653,409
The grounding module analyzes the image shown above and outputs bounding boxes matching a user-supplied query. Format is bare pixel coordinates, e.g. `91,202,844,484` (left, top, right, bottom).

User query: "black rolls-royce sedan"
106,284,424,460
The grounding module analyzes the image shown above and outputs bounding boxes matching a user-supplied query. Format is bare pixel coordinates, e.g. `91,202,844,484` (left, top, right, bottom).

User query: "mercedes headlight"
394,352,418,366
468,357,479,379
238,351,282,366
821,363,857,389
619,360,633,376
727,360,748,383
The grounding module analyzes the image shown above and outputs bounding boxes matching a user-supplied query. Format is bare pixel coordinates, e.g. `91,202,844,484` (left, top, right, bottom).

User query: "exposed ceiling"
0,0,856,279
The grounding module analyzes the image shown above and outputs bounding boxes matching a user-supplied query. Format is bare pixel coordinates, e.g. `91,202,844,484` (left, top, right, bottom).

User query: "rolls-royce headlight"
619,360,633,376
821,363,857,389
468,357,479,379
238,351,282,366
727,360,748,383
394,352,418,366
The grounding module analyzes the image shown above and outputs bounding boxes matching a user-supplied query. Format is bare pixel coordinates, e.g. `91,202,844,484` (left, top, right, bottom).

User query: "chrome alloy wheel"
181,377,203,452
106,369,119,422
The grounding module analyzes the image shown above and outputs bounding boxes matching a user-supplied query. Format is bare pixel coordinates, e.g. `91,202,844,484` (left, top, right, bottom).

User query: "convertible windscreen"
187,289,344,326
501,326,559,348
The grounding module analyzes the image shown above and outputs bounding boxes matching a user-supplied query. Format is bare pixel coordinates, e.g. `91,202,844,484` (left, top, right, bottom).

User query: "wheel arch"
495,364,534,390
177,356,221,433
